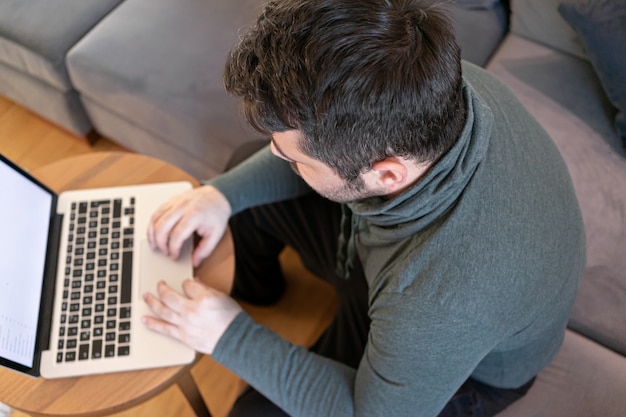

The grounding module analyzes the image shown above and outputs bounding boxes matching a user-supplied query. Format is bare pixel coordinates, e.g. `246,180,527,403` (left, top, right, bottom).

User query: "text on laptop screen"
0,159,52,368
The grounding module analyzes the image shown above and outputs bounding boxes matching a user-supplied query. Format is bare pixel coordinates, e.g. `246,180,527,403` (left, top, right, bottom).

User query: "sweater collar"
347,81,492,240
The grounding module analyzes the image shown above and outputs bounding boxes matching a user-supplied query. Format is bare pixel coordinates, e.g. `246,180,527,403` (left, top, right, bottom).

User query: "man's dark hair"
225,0,467,182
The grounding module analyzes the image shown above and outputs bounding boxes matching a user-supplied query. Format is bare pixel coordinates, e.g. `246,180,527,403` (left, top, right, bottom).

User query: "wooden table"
0,151,338,417
0,152,213,417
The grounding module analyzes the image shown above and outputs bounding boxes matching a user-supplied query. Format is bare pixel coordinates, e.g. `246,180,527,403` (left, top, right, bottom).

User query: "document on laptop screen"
0,160,53,367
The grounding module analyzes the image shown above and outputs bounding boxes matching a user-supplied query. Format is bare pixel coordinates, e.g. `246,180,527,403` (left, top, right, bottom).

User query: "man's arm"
211,292,496,417
206,145,311,215
148,145,310,265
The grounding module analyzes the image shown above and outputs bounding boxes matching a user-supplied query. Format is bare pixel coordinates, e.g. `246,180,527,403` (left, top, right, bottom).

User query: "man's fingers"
164,215,203,260
154,208,188,256
148,199,180,247
142,281,190,326
151,205,206,261
146,290,182,321
141,314,182,340
142,276,242,355
182,278,214,300
191,233,222,267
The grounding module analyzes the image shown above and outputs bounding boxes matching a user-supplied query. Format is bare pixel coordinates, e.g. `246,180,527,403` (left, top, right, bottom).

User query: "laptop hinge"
36,212,64,354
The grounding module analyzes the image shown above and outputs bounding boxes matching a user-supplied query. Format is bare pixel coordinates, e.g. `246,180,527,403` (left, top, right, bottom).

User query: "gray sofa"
1,0,625,415
0,0,508,179
65,0,268,179
489,0,626,415
0,0,123,136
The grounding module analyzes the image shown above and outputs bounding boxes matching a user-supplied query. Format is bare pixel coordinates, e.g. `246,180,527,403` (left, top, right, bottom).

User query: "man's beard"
290,162,381,204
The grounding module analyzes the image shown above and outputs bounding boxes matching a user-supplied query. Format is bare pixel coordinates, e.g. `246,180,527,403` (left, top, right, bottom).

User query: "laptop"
0,153,196,379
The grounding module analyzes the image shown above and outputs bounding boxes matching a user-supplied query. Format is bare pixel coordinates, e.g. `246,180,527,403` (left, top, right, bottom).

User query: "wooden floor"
0,96,337,417
0,96,128,170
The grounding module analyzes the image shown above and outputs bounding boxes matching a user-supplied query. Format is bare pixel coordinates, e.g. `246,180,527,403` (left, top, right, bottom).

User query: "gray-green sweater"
209,62,586,417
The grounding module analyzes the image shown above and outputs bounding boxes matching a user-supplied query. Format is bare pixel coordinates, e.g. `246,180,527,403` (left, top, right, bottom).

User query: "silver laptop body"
0,154,195,379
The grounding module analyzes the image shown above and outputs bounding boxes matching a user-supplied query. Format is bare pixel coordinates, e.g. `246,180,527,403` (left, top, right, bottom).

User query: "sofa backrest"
510,0,587,59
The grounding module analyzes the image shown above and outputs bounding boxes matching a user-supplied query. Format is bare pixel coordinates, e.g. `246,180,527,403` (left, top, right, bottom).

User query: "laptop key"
119,306,131,319
113,200,122,218
121,251,132,303
105,345,115,357
92,340,102,359
79,344,89,360
91,200,110,208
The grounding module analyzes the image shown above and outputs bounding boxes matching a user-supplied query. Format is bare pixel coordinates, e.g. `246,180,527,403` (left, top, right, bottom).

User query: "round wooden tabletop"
0,152,201,417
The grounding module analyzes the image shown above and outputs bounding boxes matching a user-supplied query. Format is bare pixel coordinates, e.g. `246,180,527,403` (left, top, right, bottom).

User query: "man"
142,0,586,416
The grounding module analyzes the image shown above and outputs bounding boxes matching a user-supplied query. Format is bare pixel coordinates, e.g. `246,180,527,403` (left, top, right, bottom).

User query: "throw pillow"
558,0,626,146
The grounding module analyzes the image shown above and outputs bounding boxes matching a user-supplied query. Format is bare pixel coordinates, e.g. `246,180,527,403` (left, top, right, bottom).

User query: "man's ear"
371,157,409,190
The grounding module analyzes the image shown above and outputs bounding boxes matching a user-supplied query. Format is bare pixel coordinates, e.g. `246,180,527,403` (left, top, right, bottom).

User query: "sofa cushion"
496,331,626,416
0,60,91,135
487,34,626,354
509,0,587,59
0,0,123,91
568,265,626,356
558,0,626,145
67,0,266,178
452,1,509,66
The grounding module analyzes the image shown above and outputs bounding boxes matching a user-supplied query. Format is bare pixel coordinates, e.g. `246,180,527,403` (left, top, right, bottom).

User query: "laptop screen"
0,156,53,370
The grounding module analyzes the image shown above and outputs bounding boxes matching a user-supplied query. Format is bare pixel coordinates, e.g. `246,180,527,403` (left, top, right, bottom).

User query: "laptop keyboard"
56,197,135,363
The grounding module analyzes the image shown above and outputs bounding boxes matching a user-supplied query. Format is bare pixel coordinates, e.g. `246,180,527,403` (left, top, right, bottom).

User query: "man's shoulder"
461,60,521,106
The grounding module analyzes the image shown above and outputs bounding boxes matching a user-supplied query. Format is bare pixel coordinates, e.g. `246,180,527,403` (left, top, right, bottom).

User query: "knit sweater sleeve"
212,313,359,416
204,145,311,215
211,291,494,417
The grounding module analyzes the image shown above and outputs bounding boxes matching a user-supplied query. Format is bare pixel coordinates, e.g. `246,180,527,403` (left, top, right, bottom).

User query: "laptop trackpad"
138,238,193,297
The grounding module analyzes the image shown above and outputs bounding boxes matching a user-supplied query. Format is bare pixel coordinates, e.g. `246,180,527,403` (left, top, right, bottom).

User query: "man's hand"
142,278,242,355
147,185,231,267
